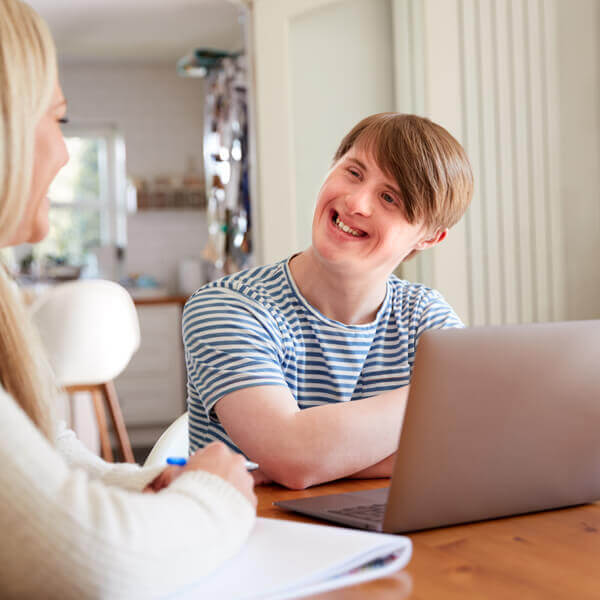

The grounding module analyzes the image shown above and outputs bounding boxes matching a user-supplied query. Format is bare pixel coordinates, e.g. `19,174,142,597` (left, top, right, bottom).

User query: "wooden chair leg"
89,388,114,462
102,381,135,463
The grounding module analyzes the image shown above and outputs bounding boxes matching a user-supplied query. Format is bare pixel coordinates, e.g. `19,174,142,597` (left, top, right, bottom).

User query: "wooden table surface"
257,479,600,599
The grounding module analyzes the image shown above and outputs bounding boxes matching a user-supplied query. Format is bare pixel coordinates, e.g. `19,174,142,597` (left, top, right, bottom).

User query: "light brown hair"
0,0,58,441
333,113,473,233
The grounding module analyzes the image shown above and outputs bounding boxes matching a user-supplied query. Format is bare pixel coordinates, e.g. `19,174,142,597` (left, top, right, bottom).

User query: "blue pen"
166,456,259,471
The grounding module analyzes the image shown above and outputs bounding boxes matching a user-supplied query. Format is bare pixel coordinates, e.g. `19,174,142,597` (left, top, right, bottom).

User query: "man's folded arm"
215,385,408,489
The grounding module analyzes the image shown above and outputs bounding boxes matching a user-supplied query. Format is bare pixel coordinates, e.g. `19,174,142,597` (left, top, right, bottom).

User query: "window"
35,125,127,268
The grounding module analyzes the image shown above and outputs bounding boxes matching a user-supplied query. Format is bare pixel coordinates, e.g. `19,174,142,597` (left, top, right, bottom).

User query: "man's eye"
348,168,360,178
58,117,69,124
382,192,395,204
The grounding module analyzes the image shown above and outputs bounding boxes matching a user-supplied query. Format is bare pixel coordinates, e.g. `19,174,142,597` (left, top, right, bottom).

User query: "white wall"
126,211,207,293
252,0,395,262
59,62,206,180
557,0,600,320
288,0,395,250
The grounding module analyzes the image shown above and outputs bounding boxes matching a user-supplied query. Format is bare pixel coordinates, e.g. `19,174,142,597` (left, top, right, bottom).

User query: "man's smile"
331,211,367,237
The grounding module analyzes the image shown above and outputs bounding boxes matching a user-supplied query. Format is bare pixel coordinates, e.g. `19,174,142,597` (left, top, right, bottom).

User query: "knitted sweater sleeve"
54,420,164,491
0,388,255,600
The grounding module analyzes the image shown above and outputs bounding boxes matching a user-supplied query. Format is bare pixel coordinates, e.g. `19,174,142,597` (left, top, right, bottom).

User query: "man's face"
310,146,445,279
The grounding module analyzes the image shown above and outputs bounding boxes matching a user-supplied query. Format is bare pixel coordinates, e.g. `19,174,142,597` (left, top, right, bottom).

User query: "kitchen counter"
132,295,189,306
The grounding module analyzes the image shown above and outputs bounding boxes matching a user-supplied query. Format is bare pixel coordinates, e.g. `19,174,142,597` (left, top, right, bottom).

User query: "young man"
183,113,473,489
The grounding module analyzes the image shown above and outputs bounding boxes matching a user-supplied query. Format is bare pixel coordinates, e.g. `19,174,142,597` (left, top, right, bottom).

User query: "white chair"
31,279,139,463
144,412,189,467
144,413,261,472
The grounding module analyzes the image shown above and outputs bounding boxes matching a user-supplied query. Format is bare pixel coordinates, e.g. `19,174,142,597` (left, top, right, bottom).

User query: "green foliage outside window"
35,136,105,265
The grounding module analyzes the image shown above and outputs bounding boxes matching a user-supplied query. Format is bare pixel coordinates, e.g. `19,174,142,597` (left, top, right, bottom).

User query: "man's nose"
344,188,373,216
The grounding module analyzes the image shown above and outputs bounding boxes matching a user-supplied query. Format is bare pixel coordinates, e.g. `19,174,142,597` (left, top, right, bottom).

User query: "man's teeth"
335,216,362,237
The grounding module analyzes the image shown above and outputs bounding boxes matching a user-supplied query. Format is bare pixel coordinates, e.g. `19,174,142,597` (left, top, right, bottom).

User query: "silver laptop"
275,320,600,533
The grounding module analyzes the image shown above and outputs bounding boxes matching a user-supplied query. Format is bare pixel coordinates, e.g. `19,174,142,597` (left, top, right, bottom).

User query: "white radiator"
395,0,565,326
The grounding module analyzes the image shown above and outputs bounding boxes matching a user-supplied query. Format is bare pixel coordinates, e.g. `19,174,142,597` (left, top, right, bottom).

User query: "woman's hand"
144,442,257,508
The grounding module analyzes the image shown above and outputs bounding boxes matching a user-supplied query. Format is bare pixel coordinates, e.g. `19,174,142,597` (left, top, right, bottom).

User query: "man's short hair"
333,113,473,232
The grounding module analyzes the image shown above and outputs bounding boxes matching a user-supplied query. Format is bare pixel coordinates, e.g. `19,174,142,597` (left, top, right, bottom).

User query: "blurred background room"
5,0,599,460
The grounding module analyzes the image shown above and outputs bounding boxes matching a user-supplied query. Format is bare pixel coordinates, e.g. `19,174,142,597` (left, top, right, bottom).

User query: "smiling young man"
183,113,473,489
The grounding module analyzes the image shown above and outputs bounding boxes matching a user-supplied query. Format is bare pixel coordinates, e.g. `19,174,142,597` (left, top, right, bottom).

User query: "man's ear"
415,228,448,251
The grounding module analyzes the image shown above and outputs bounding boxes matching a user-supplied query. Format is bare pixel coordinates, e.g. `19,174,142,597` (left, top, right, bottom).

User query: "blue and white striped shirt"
183,258,462,453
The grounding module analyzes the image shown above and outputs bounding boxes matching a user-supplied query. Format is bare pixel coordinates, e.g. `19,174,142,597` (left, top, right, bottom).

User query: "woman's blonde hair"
0,0,59,440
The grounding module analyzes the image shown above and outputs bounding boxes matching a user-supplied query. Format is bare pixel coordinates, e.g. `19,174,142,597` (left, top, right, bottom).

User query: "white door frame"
251,0,343,264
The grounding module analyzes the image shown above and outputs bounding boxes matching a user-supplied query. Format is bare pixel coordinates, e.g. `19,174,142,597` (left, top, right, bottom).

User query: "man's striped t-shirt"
183,258,463,453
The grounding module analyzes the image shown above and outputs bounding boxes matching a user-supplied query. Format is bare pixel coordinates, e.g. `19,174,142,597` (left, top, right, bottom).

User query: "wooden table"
257,479,600,599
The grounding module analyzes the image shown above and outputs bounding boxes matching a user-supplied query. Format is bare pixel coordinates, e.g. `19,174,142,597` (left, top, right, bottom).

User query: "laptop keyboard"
327,502,386,523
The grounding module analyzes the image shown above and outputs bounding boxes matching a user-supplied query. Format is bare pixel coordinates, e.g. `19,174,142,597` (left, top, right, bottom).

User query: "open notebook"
177,517,412,600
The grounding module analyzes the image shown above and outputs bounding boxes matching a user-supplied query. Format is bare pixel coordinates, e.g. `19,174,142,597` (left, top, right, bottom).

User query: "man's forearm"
268,387,408,488
348,452,397,479
217,384,409,489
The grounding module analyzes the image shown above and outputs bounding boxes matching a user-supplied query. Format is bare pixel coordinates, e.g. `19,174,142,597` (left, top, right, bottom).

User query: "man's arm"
348,453,397,479
215,385,408,489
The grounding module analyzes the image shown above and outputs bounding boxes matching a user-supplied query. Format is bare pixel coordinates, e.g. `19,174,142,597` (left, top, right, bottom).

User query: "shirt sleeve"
183,285,289,420
0,387,255,600
414,287,464,341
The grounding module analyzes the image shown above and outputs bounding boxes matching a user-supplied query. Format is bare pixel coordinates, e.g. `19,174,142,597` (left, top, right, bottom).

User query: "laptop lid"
382,319,600,532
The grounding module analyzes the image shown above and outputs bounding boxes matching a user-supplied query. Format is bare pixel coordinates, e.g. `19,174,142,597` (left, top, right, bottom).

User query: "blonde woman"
0,1,256,597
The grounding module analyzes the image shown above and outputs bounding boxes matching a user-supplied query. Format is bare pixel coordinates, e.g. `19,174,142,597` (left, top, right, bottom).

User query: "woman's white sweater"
0,385,255,599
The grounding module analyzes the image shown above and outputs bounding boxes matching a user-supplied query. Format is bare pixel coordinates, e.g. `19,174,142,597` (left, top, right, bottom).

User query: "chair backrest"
144,412,189,467
30,279,140,386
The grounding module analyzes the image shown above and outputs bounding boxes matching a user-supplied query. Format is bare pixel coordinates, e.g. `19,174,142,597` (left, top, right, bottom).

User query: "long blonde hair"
0,0,59,440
